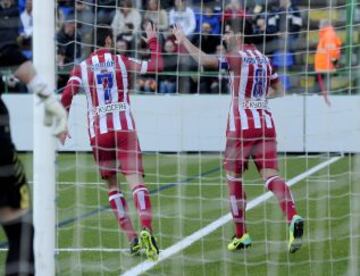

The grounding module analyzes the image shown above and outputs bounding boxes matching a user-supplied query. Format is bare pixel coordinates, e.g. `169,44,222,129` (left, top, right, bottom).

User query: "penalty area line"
122,155,342,276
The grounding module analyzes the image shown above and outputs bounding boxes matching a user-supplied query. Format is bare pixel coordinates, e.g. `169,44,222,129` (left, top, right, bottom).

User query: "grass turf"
0,153,359,275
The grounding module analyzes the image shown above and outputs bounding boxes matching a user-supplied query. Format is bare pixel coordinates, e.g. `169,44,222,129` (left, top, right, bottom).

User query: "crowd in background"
1,0,346,94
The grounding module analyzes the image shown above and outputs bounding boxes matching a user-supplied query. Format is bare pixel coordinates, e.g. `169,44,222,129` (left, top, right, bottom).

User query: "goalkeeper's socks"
132,184,153,231
227,175,247,238
108,190,137,241
265,176,297,223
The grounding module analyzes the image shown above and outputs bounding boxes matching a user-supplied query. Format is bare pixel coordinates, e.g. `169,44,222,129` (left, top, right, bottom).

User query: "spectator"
144,0,168,34
20,0,32,40
115,35,130,56
192,22,221,94
56,12,82,89
0,0,31,93
18,0,32,57
56,2,65,32
57,13,82,67
169,0,196,37
315,19,342,106
223,0,246,26
135,38,158,93
159,39,177,93
111,0,142,40
0,0,22,51
57,0,74,17
96,0,116,25
266,0,303,52
250,4,276,46
18,0,26,12
75,0,94,58
262,0,303,89
192,22,220,54
195,6,221,36
115,34,136,91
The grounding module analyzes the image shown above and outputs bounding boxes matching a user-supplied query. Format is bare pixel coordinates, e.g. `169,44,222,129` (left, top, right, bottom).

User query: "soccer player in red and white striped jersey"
60,23,163,260
172,22,304,253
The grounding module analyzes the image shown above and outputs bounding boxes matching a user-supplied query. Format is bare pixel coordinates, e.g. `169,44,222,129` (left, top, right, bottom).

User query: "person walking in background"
315,19,342,106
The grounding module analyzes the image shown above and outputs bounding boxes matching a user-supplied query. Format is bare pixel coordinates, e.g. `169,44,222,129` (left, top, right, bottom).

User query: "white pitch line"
0,248,130,253
122,155,342,276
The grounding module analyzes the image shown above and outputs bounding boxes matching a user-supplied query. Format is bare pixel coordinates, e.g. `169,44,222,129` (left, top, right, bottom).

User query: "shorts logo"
92,102,127,116
242,100,268,109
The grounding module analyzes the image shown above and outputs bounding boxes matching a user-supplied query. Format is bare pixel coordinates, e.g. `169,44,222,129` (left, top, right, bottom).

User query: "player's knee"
2,211,34,276
225,170,242,181
260,168,279,182
126,174,145,188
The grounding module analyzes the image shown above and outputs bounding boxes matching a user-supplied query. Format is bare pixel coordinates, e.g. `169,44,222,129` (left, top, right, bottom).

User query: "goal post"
32,0,56,275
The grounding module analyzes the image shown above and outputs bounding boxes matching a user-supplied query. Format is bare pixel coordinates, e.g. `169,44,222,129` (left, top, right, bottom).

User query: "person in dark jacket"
265,0,303,53
0,0,22,51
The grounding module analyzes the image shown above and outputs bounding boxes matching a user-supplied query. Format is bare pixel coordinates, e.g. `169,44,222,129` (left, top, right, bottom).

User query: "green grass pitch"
1,153,359,275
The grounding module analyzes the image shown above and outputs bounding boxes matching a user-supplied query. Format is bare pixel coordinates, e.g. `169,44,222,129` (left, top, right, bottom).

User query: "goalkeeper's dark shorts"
0,45,29,67
0,98,30,209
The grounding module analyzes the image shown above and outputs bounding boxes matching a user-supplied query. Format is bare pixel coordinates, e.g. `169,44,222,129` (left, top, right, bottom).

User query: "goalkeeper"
0,38,67,275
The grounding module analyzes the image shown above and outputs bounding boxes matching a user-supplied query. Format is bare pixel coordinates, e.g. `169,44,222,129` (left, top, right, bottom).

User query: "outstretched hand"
57,130,70,145
171,25,186,45
143,21,157,43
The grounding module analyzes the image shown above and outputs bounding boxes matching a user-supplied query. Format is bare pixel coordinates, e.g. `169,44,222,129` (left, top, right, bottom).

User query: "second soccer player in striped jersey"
60,22,163,261
172,22,304,253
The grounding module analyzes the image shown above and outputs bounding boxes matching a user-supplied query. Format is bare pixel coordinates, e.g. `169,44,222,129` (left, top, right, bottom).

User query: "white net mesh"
35,0,360,275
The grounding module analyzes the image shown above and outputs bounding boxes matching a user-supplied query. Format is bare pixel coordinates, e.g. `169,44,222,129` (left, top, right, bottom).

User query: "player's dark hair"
225,19,254,44
95,25,113,48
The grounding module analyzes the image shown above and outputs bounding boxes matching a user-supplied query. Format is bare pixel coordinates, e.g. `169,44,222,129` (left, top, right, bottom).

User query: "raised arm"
61,65,82,113
126,22,164,74
172,25,218,69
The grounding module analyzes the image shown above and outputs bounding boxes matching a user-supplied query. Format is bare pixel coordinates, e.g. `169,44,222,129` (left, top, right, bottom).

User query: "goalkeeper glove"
27,75,68,136
43,95,67,136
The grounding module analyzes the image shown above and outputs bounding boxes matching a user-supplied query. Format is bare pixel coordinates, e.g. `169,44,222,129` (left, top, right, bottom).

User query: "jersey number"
97,72,114,104
253,68,266,98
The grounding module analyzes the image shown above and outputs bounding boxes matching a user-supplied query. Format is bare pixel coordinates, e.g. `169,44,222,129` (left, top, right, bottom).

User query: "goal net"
6,0,358,275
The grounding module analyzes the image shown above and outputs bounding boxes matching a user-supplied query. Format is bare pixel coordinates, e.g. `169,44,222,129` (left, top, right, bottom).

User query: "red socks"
266,176,297,223
108,190,137,241
132,184,153,231
227,175,247,238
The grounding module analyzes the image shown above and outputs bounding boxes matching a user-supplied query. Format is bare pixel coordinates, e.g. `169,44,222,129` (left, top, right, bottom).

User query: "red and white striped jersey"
61,38,163,139
220,45,279,135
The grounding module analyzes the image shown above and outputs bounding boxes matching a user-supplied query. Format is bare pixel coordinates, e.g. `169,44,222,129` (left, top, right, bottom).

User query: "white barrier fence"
4,94,360,152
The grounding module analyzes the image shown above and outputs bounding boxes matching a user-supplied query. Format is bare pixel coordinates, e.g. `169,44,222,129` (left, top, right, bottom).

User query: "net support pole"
345,0,355,71
345,0,356,94
33,0,56,275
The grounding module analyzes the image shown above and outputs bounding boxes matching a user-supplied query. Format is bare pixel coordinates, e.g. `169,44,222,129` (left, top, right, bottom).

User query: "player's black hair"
225,19,254,44
95,24,113,48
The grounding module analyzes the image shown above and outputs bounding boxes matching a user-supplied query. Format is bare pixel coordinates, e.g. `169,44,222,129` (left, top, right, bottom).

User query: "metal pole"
345,0,355,94
32,0,56,274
